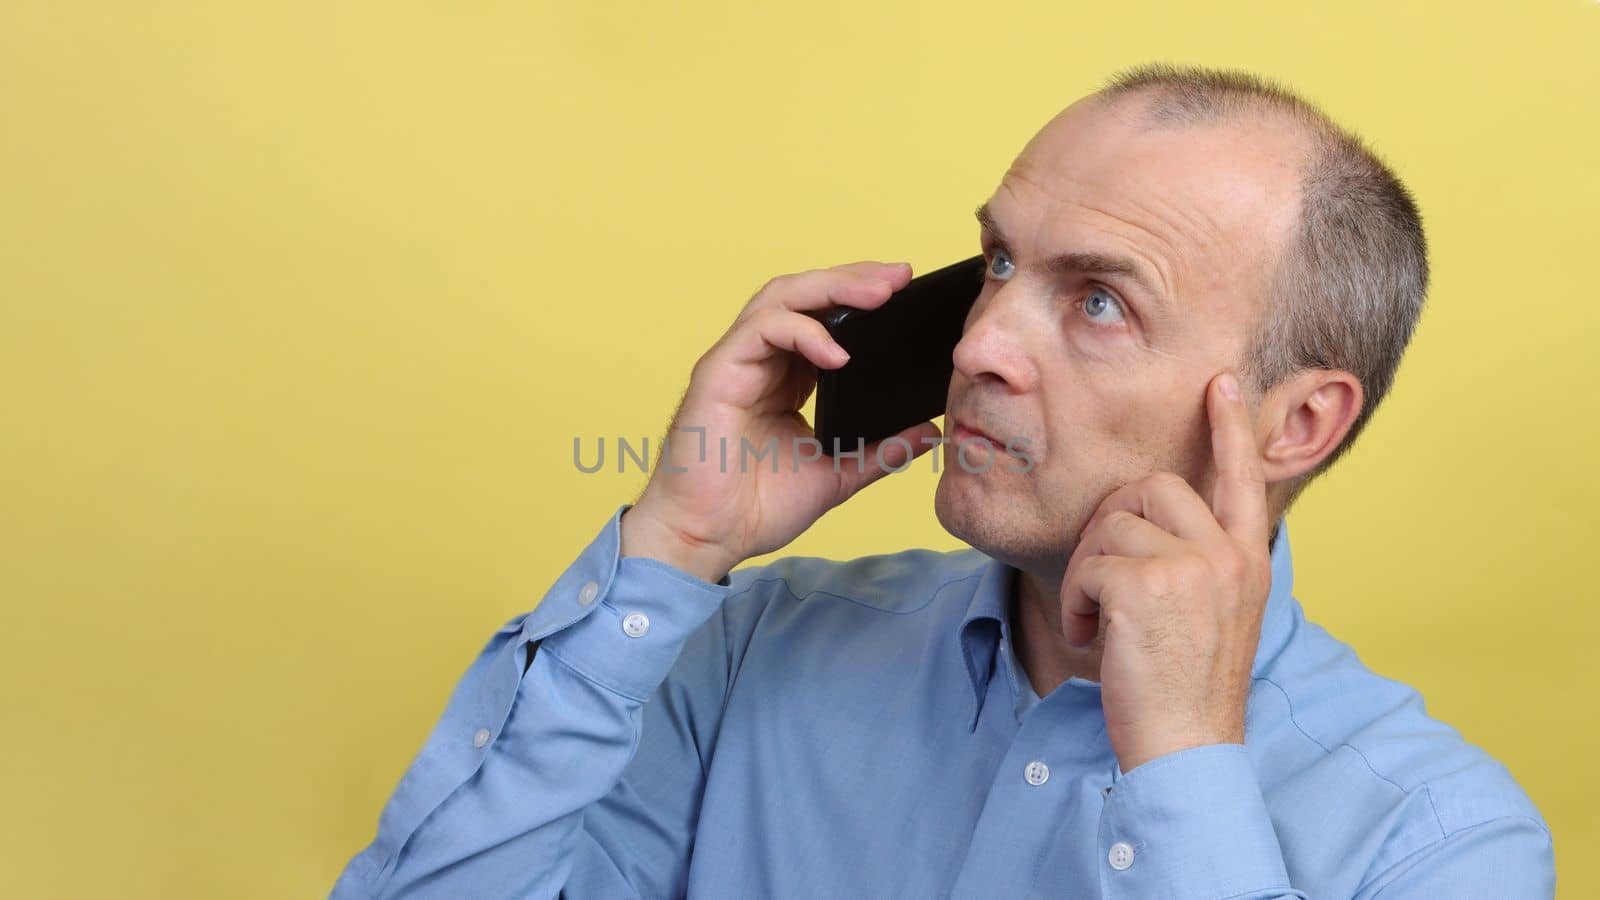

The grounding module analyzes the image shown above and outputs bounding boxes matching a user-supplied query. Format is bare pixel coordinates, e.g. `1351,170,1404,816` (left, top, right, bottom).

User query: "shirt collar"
957,517,1298,730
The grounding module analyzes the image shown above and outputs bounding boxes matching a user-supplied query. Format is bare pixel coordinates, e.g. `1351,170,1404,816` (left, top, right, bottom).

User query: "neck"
1011,567,1101,696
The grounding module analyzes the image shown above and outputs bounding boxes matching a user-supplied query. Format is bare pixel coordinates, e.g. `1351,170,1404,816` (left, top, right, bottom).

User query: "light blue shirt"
332,504,1554,898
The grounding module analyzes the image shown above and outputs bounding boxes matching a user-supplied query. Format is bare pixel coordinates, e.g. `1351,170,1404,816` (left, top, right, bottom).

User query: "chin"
935,469,1077,573
935,468,1015,555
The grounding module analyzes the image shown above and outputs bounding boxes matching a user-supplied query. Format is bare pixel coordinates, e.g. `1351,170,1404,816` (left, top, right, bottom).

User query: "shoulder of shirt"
721,545,991,615
1254,607,1550,846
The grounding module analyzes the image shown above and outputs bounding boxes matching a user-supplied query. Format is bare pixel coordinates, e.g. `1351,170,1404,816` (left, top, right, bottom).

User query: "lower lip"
952,424,996,447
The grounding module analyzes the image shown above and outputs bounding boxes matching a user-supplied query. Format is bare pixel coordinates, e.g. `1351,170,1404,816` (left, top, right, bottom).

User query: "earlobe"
1258,371,1363,483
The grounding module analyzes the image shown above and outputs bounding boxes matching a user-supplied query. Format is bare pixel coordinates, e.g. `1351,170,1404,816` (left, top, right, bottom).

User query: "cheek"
1107,387,1212,483
1035,329,1207,476
1063,323,1127,367
1103,390,1170,444
1044,373,1189,476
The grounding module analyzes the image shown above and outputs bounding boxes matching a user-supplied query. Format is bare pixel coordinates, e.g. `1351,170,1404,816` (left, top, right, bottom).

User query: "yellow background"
2,1,1595,896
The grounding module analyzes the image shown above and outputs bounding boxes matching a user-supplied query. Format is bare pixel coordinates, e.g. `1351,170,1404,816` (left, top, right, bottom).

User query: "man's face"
935,94,1303,572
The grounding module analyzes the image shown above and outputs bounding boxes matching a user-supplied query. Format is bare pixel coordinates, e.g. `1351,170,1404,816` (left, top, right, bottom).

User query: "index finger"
740,262,914,322
1206,371,1269,542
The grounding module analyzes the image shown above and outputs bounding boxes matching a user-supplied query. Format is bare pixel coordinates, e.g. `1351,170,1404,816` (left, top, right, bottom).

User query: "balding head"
1096,64,1430,511
937,63,1424,571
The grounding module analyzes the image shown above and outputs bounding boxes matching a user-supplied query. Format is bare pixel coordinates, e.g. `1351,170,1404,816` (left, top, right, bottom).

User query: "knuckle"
1104,509,1140,537
689,352,714,381
797,309,828,335
837,260,884,275
757,273,793,296
1174,555,1209,587
1076,554,1109,587
1225,551,1248,583
749,307,788,335
1149,559,1199,603
1211,546,1248,584
1134,561,1170,597
1148,471,1187,493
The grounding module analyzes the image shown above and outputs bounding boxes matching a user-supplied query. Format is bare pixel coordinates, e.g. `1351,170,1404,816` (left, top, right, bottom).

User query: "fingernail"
831,340,851,363
1219,373,1240,400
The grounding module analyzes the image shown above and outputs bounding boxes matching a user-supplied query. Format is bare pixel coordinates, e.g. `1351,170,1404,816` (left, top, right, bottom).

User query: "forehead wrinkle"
1129,172,1291,311
1112,190,1234,296
999,169,1182,312
1064,196,1182,306
1123,185,1229,263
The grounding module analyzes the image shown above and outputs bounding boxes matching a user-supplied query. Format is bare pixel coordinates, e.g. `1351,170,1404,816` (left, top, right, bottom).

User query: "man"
332,64,1554,898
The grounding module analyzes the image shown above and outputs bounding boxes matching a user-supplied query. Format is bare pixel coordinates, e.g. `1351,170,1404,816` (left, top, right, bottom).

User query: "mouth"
950,418,999,448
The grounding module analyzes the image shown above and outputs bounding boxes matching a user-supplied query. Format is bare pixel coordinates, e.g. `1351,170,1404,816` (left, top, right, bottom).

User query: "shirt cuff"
1099,743,1300,899
530,504,734,702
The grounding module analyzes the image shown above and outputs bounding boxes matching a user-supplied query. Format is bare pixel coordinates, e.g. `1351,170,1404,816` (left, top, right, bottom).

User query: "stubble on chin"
935,474,1041,567
935,469,1088,575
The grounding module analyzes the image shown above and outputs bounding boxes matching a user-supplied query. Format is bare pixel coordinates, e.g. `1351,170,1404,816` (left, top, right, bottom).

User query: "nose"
951,283,1040,393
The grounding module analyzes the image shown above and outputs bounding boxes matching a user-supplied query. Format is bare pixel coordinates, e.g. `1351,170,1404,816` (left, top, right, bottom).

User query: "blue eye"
988,249,1015,280
1082,287,1125,326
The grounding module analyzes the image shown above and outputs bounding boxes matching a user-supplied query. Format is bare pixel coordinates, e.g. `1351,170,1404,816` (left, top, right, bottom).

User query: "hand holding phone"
810,255,986,455
622,261,942,582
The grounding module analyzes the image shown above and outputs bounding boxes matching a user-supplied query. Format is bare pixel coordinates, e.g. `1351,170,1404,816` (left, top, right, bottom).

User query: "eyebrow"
974,202,1172,318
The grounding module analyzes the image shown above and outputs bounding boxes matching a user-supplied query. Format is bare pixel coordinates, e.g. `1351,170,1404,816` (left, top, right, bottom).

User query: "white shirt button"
1108,841,1135,870
622,612,651,638
472,728,491,749
1024,760,1050,786
577,580,599,605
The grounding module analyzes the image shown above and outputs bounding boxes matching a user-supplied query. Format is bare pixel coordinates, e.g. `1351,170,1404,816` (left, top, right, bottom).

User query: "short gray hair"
1096,63,1429,514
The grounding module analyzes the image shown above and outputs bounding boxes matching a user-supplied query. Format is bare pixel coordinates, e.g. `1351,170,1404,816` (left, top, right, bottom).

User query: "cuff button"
622,612,651,638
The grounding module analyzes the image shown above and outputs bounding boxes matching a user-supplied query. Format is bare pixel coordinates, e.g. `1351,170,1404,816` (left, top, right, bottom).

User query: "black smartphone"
810,255,986,455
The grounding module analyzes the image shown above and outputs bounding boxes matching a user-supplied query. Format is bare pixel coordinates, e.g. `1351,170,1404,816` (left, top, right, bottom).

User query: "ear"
1255,369,1364,484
